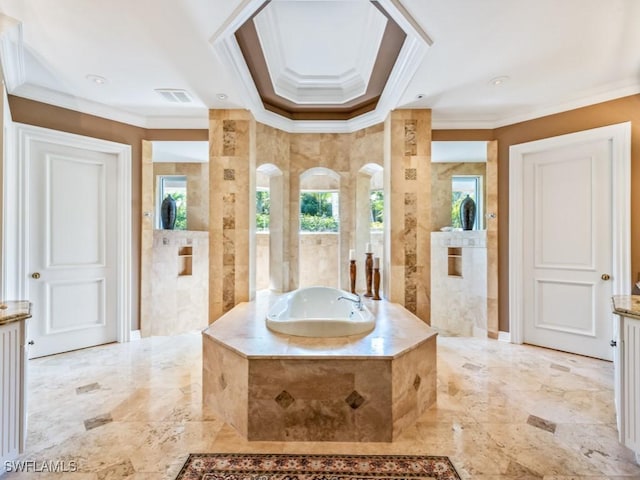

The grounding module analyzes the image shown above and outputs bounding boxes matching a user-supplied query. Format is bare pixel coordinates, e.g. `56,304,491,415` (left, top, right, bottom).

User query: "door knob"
28,340,34,345
601,273,611,281
610,340,617,347
31,272,40,279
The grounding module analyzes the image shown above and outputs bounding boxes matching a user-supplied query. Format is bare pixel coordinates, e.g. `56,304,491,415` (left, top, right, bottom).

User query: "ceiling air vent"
155,88,193,103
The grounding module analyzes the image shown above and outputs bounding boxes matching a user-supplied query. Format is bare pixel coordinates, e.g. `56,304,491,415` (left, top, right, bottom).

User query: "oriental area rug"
176,453,461,480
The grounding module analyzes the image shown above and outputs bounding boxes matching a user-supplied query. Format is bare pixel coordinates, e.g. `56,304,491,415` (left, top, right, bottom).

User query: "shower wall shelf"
178,246,193,276
447,247,462,277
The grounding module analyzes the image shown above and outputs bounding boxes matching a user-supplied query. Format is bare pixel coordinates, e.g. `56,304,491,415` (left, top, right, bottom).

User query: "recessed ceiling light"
86,74,107,85
217,93,228,100
490,76,510,86
416,93,426,99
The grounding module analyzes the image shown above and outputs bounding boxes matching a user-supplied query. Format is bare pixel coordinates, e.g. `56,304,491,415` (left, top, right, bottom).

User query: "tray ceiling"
0,0,638,132
212,0,431,131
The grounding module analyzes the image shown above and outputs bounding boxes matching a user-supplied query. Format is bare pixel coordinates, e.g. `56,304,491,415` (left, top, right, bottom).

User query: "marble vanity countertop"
612,295,640,319
203,292,437,360
0,300,32,326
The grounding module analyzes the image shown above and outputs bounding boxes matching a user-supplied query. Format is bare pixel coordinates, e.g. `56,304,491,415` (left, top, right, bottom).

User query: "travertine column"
385,110,432,322
486,140,499,337
255,123,291,292
350,125,385,294
355,171,373,291
209,110,255,321
140,140,154,336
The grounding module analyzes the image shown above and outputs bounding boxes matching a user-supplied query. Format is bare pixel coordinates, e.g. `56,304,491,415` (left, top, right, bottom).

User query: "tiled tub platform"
202,294,437,442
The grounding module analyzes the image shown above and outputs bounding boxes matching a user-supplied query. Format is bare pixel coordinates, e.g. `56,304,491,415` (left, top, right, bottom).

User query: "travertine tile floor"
5,332,640,479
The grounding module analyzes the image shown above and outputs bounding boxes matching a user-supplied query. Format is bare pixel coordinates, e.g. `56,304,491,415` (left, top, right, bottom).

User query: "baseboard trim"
498,331,511,342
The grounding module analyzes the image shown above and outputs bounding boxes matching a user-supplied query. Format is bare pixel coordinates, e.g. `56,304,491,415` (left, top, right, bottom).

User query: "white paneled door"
522,140,612,359
510,123,631,361
27,139,118,358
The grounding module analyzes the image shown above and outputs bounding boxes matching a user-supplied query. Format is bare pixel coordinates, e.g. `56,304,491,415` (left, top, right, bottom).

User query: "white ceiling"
0,0,638,132
431,141,487,163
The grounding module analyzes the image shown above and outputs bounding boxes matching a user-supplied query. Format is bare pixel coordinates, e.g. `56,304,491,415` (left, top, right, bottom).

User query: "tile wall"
140,142,211,336
153,162,209,231
209,109,434,324
430,162,486,231
209,110,255,320
145,230,209,336
430,231,487,336
385,110,432,321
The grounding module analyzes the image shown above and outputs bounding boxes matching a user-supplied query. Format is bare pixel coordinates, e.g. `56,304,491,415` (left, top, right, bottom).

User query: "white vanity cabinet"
0,302,30,476
611,295,640,464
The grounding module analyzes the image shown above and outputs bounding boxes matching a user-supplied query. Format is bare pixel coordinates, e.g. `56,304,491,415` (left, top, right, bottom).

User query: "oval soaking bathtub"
266,286,375,337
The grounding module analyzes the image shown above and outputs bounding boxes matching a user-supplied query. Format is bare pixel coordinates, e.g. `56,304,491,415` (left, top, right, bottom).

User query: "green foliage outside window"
300,192,338,232
256,190,270,231
370,190,383,230
300,192,333,217
300,214,339,232
255,190,341,233
171,192,187,230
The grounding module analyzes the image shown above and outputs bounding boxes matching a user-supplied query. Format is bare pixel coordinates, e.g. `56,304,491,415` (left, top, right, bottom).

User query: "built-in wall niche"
447,247,462,277
151,141,209,232
178,246,193,276
431,141,488,231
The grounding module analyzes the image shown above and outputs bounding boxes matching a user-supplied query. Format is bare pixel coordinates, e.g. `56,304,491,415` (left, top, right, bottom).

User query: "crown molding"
431,81,640,130
431,117,500,130
12,83,209,129
144,116,209,129
492,81,640,129
0,15,25,92
9,80,640,133
15,77,639,133
355,4,389,90
14,83,148,126
381,0,433,47
273,68,367,105
210,0,266,46
247,101,401,134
